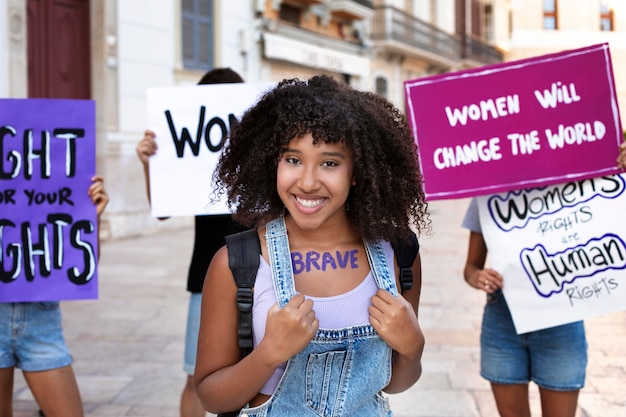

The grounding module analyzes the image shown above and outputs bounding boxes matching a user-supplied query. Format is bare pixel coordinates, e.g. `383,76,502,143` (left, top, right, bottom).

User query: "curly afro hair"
214,74,429,242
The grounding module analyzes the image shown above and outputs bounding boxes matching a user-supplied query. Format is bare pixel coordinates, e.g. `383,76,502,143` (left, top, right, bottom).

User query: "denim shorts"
0,302,72,372
183,292,202,375
480,290,587,391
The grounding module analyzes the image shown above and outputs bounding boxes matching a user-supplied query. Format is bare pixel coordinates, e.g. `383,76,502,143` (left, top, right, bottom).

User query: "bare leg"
539,387,579,417
23,365,84,417
180,374,206,417
491,382,531,417
0,367,15,417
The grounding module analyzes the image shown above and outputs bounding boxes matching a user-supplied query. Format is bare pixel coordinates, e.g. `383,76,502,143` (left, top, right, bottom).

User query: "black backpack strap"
225,229,261,355
391,231,420,294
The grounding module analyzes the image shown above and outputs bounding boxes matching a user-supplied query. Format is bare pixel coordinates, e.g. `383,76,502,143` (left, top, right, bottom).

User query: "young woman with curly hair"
194,74,429,416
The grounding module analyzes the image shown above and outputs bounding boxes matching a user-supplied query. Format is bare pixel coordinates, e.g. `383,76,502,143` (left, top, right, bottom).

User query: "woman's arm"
194,243,318,413
463,231,502,293
372,252,425,394
136,130,157,203
88,175,108,258
135,130,170,221
618,141,626,170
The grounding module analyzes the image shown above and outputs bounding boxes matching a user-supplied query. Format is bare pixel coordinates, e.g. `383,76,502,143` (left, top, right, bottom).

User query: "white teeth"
296,197,325,208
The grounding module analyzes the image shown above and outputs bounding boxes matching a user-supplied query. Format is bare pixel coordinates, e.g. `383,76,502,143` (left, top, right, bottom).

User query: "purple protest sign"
405,43,623,200
0,98,98,302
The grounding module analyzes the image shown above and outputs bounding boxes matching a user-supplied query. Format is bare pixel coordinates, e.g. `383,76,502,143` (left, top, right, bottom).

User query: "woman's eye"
322,160,338,167
285,157,300,165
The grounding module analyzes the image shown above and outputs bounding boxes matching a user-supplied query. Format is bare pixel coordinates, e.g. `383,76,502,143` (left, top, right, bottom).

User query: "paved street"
12,199,626,416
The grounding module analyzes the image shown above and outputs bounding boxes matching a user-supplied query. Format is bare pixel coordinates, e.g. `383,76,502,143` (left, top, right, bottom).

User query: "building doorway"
27,0,91,98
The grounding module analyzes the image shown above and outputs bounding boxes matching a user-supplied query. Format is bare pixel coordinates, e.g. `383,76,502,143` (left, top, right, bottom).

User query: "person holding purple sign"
461,143,626,417
136,68,248,417
0,175,108,417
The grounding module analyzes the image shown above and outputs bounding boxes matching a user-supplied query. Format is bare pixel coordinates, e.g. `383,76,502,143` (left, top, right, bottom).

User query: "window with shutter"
375,76,388,99
542,0,557,30
182,0,214,70
600,2,613,31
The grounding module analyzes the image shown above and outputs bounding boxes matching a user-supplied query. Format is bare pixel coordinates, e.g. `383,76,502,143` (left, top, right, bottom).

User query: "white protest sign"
478,174,626,333
147,82,275,217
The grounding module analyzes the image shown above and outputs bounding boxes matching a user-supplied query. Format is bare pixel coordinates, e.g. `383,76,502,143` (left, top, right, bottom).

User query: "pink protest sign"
0,98,98,302
405,43,623,200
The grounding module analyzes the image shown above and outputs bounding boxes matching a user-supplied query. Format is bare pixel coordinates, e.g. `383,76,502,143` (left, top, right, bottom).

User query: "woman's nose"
299,166,320,191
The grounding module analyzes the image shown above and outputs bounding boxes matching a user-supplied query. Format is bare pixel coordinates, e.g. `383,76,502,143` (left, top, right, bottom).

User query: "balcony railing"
463,35,503,64
328,0,374,21
371,5,502,67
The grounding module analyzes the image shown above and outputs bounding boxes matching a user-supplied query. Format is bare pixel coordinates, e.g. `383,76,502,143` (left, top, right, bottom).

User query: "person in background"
618,141,626,168
461,142,626,417
1,175,109,417
194,75,428,416
136,68,248,417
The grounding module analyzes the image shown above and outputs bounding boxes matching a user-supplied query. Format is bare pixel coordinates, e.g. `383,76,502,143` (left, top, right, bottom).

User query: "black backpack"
217,229,419,417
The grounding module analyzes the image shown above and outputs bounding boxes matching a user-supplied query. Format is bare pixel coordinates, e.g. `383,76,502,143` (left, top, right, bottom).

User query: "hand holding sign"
89,175,109,216
618,141,626,169
146,82,275,217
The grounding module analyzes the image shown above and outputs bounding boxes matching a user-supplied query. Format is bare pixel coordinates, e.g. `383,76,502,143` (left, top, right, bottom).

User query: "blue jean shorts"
183,292,202,375
480,290,587,391
0,302,72,372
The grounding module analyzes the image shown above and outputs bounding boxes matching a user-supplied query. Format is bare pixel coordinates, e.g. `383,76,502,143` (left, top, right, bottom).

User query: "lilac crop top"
252,241,396,394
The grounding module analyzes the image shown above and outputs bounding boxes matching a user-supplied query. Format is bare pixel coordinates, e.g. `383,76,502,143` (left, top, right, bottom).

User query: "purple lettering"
291,252,305,274
291,249,359,274
349,249,358,268
321,252,337,271
306,251,321,271
336,251,349,268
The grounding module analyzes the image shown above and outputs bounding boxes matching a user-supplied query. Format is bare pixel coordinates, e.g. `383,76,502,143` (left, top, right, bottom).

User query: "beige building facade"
255,0,502,113
3,0,621,241
0,0,502,240
502,0,626,121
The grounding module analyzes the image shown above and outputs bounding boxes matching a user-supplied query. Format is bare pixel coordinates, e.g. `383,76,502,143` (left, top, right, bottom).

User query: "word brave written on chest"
291,250,358,274
0,126,97,284
433,81,606,169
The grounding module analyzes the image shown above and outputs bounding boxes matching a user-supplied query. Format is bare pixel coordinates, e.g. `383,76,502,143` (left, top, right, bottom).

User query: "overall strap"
225,229,261,353
364,240,399,297
265,216,294,308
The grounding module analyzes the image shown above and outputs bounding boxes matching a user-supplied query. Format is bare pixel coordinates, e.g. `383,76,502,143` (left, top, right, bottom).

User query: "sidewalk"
12,199,626,416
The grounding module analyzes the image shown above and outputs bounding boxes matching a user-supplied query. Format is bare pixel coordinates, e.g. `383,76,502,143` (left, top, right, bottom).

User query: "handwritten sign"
477,174,626,333
0,98,98,302
405,43,623,200
147,82,275,217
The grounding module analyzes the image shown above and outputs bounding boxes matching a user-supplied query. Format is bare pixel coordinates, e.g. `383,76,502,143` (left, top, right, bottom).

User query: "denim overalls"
238,216,396,417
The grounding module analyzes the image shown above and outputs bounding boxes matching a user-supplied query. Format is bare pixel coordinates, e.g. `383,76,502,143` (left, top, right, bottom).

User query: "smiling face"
277,133,355,232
